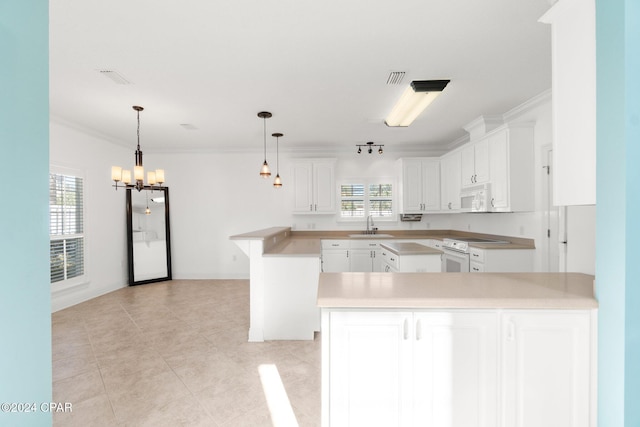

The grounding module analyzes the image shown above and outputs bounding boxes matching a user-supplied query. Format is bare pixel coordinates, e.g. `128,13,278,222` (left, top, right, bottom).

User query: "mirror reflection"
126,188,172,285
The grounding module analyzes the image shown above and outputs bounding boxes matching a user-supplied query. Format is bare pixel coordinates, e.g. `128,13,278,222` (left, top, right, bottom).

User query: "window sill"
51,276,90,294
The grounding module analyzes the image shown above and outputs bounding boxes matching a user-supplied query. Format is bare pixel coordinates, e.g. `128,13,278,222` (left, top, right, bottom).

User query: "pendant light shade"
272,133,283,188
258,111,272,178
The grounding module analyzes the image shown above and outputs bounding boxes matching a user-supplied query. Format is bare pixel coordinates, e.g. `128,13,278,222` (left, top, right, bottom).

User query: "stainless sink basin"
348,233,394,238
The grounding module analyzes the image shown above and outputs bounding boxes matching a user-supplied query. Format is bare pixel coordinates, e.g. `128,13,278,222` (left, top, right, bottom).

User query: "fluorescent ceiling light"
385,80,450,127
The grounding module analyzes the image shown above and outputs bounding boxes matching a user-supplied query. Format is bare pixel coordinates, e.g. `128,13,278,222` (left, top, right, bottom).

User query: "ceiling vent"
179,123,198,130
98,70,131,85
386,71,406,85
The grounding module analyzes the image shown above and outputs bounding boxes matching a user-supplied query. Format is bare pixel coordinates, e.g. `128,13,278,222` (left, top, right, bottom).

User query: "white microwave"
460,183,492,212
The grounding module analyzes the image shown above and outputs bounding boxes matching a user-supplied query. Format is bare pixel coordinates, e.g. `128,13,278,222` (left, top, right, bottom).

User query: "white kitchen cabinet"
380,247,441,273
413,312,499,427
500,310,595,427
350,240,384,272
292,159,336,214
397,158,441,213
322,308,596,427
460,138,489,188
487,124,534,212
440,150,462,211
327,311,413,427
469,246,534,272
540,0,596,206
324,310,499,427
321,240,349,272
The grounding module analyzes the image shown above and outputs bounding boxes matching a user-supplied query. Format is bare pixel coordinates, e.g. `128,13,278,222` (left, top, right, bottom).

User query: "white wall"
50,120,131,311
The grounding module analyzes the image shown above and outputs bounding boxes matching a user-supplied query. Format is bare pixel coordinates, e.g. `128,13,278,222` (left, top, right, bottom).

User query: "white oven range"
440,237,509,272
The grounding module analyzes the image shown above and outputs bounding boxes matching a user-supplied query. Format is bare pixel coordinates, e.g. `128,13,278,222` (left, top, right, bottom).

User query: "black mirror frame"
126,187,172,286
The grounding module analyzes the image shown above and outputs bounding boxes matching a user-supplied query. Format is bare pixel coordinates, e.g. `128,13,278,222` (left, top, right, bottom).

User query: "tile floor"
52,279,321,426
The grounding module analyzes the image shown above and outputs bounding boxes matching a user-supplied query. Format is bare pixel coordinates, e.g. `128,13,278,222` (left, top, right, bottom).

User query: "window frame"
49,165,88,290
338,177,397,223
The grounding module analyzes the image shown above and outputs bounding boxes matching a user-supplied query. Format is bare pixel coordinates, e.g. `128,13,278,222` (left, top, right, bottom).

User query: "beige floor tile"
52,279,322,426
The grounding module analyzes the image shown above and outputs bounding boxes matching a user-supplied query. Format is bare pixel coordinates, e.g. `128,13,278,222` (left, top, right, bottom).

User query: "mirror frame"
126,187,172,286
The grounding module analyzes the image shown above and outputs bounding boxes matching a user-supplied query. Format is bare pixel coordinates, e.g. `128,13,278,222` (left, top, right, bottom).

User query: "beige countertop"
380,242,442,256
230,227,535,256
317,272,597,309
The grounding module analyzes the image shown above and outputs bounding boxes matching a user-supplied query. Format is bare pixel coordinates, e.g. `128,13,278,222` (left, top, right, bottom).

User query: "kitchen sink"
348,233,394,238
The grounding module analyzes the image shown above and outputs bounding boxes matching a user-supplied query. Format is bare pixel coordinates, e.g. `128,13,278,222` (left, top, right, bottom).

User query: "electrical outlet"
519,226,525,236
468,224,471,231
426,222,430,229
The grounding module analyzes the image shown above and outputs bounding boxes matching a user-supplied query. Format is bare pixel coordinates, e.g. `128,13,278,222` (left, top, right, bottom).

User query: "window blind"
49,173,84,283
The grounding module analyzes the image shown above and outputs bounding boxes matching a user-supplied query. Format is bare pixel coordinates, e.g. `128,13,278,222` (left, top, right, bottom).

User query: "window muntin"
49,173,85,284
340,180,394,220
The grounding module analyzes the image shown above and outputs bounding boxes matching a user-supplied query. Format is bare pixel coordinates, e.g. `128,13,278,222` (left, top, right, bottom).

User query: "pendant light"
111,106,165,191
258,111,272,178
272,133,283,188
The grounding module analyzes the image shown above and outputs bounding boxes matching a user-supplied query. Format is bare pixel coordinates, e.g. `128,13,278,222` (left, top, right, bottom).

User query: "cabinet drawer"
469,247,485,263
350,240,385,249
470,261,484,273
322,240,349,249
380,249,399,270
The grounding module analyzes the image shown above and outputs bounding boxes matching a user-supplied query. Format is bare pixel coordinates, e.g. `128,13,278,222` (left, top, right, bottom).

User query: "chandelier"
356,141,384,154
111,106,165,191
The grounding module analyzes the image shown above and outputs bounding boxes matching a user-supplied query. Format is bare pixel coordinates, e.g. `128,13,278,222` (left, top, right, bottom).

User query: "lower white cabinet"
469,247,534,272
322,309,596,427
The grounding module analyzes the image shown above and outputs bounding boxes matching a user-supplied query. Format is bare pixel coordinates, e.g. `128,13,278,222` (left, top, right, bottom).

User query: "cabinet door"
488,130,509,210
292,161,314,213
350,249,373,272
460,145,476,187
401,159,425,212
441,151,462,210
501,311,593,427
322,250,349,272
313,161,336,213
422,160,441,211
329,311,413,427
413,312,499,427
474,138,490,184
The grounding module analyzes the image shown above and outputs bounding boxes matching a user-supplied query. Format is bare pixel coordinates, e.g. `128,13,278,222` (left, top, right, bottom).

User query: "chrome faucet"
366,215,376,235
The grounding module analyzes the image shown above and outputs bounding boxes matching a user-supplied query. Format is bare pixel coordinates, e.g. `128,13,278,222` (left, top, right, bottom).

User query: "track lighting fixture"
356,141,384,155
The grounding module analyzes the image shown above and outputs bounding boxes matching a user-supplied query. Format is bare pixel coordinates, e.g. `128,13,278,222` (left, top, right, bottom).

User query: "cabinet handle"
390,257,395,262
507,319,516,342
491,198,495,207
372,251,375,258
416,319,422,341
472,253,479,258
448,202,452,210
472,266,480,272
315,204,317,211
346,250,349,258
310,204,313,211
403,318,409,340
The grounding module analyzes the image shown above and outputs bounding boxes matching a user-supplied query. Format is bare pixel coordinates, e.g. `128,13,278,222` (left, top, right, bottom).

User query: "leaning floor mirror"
126,187,172,285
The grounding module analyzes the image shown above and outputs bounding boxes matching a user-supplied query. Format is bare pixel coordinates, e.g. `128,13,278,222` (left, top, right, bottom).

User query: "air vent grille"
386,71,406,85
98,70,131,85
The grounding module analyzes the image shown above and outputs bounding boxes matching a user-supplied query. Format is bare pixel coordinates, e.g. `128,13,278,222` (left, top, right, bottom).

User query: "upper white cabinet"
292,159,336,214
487,124,535,212
440,150,462,211
460,138,489,188
397,158,440,213
540,0,596,205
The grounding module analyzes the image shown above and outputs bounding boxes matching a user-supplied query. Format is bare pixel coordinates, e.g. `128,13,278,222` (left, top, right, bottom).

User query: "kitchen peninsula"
318,271,597,427
230,226,535,341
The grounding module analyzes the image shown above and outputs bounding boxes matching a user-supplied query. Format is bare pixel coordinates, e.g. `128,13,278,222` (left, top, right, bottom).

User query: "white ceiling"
49,0,552,155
